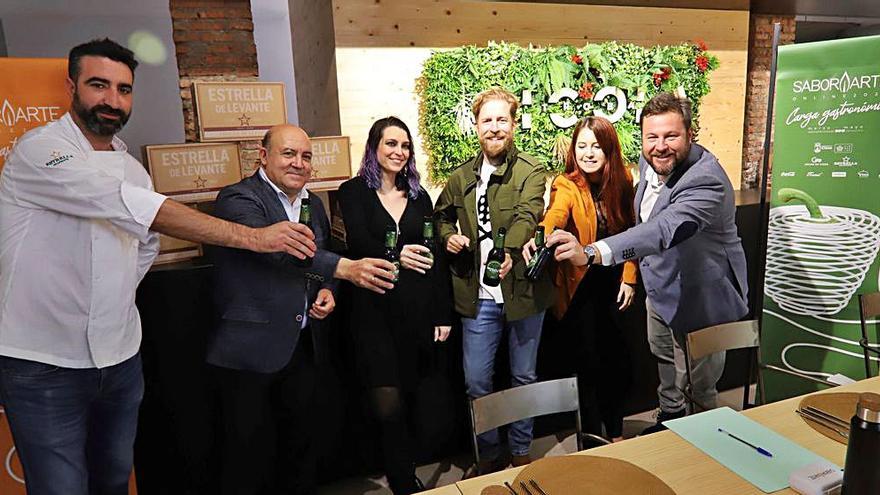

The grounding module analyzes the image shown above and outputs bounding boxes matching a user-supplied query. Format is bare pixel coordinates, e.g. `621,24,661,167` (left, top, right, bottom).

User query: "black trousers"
564,265,632,439
212,328,317,495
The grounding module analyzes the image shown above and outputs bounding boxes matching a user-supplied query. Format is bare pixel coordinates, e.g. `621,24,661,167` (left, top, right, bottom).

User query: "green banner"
761,34,880,400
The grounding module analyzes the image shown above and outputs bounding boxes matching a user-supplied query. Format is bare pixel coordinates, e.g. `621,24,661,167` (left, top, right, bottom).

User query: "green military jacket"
435,146,555,321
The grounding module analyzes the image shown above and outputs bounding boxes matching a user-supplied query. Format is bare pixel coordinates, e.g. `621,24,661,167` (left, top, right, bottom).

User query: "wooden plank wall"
332,0,749,192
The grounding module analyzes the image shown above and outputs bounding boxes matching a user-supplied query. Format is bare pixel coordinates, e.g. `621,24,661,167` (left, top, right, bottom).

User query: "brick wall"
740,15,796,189
170,0,261,172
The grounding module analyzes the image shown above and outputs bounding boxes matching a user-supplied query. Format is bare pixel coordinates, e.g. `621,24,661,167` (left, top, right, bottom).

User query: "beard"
72,92,130,136
479,132,514,162
644,142,690,177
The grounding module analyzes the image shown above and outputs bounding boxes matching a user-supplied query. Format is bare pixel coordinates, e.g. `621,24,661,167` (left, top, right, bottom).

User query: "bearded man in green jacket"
435,87,554,473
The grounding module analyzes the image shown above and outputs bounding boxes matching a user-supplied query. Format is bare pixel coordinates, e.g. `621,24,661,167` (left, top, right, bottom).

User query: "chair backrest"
470,377,579,436
686,320,759,361
858,292,880,378
860,292,880,320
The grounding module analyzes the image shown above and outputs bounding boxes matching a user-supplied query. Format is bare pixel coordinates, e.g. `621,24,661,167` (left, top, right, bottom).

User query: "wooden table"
422,376,879,494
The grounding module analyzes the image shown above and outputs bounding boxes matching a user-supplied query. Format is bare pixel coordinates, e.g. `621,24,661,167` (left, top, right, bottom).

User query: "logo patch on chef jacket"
45,150,73,167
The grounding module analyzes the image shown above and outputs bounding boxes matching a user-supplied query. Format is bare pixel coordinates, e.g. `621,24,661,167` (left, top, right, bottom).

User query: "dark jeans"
0,353,143,495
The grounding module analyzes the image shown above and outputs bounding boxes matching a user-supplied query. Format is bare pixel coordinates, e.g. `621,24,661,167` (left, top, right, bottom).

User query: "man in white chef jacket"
0,38,391,495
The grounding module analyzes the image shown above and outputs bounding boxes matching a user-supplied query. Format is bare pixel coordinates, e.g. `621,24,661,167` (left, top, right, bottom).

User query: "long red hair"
564,116,635,235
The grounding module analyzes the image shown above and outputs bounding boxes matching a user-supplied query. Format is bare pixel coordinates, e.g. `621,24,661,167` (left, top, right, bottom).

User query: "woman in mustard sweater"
524,116,638,442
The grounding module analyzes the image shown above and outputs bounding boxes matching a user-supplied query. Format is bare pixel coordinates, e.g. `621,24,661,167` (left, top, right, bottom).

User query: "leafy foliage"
417,41,718,183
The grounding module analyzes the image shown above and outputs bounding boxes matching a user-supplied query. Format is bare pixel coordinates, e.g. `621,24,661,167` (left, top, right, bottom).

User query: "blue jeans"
462,300,544,458
0,354,143,495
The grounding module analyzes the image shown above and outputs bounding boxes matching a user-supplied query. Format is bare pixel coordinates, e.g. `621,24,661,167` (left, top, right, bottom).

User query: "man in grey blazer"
208,124,397,494
548,92,748,433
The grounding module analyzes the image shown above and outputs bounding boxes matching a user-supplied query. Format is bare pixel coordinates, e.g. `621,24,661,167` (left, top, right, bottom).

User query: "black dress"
338,176,455,494
337,176,454,393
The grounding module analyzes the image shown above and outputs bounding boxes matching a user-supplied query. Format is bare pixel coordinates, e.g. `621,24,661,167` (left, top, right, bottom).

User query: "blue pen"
718,428,773,458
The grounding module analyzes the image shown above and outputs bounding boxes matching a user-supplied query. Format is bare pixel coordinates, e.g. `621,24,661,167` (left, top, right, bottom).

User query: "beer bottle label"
525,252,538,270
485,260,501,279
391,261,400,282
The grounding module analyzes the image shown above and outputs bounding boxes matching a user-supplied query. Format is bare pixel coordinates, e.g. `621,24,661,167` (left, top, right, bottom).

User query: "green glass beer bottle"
525,226,552,281
296,197,313,267
384,225,400,283
422,216,435,264
483,227,507,287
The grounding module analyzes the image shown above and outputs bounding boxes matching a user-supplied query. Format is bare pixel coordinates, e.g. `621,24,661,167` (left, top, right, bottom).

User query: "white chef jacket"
0,113,166,369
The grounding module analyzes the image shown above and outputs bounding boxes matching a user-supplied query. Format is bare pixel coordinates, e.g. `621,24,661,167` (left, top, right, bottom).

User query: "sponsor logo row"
780,170,872,178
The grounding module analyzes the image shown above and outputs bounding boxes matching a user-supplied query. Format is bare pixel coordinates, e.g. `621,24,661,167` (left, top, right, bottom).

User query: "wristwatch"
583,244,597,266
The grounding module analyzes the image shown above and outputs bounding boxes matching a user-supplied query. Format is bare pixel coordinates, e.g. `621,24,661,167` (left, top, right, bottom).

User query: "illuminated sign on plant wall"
418,41,718,183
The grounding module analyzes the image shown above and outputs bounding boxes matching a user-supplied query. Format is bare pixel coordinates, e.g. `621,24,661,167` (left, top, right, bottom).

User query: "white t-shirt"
476,158,503,303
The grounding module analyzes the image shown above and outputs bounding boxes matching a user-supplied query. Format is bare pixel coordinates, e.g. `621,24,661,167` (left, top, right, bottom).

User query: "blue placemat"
665,406,836,493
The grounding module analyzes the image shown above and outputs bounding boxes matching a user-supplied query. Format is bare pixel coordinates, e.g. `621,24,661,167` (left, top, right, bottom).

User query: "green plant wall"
417,41,718,183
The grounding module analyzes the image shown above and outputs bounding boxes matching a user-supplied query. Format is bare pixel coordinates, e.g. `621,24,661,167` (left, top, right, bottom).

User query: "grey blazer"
602,144,748,337
206,173,340,373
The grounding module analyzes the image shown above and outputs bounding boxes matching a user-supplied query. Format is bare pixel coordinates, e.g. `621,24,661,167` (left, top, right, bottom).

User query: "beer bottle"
295,197,313,267
525,226,552,281
483,227,507,287
384,225,400,283
421,216,435,264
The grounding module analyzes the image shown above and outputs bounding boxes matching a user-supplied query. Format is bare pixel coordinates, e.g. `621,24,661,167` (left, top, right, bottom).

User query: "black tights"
369,386,419,495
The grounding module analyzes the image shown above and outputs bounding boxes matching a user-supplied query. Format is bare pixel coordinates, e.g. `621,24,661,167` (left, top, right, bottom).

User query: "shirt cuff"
120,182,167,242
594,240,614,266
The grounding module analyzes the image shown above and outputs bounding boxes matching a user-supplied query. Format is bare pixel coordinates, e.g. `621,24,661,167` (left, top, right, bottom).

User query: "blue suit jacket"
602,144,748,337
206,172,340,373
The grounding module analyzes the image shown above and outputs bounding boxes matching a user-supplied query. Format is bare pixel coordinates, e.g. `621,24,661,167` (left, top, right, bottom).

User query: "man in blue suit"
549,92,748,433
208,124,396,494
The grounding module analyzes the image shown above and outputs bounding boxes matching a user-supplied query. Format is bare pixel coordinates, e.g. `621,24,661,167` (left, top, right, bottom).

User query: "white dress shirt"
0,113,165,368
257,167,310,328
595,165,665,266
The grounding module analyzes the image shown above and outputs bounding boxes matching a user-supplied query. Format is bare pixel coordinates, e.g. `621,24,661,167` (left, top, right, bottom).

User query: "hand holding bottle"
401,245,434,274
498,253,512,280
522,238,537,264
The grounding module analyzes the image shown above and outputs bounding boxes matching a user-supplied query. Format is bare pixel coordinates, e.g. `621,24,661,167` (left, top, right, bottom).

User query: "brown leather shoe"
511,454,531,467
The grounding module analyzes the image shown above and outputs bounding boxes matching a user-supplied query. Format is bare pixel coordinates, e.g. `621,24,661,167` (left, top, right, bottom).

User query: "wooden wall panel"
333,0,749,191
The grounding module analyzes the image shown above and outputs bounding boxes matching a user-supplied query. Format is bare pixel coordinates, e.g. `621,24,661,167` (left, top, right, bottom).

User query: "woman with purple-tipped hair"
338,117,454,494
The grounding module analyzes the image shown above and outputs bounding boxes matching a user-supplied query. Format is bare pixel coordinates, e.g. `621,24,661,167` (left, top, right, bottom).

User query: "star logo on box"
45,150,72,167
193,176,208,188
